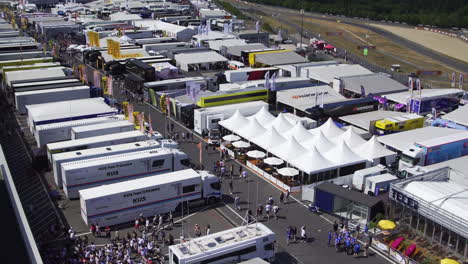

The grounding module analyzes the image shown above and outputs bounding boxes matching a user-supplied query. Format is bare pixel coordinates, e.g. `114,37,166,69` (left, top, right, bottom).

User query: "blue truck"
399,131,468,170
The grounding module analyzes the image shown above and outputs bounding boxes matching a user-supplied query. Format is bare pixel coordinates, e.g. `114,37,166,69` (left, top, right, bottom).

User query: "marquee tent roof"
269,136,308,161
324,141,366,165
310,118,343,138
267,113,294,133
303,130,335,153
283,122,314,142
251,127,286,150
290,146,336,174
247,106,276,127
237,118,266,139
333,126,367,147
355,136,396,160
218,110,248,131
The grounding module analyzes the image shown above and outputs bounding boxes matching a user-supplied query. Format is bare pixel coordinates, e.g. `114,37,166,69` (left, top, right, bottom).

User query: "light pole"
300,7,304,50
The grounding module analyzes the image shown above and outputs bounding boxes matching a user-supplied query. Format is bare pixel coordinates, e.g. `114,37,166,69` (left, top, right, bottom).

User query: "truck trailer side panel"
71,121,135,139
52,140,161,187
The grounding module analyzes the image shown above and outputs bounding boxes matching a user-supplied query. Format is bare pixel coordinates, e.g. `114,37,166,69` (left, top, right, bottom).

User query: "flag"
264,71,270,89
432,107,437,119
207,20,211,32
166,96,170,116
451,72,456,88
147,113,154,135
315,88,318,106
197,142,202,164
415,78,421,97
223,23,228,35
270,72,277,91
408,77,413,92
360,85,365,97
128,104,134,123
138,112,145,133
255,20,260,33
228,22,233,33
460,73,464,89
107,75,113,96
319,89,324,108
277,29,283,42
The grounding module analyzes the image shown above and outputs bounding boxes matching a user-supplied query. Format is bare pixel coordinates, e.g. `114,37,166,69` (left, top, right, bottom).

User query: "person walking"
194,224,201,237
285,189,290,203
335,235,341,252
265,203,272,220
168,212,174,227
364,241,369,257
345,237,352,255
292,226,298,242
286,226,293,246
158,214,164,230
327,230,333,247
267,195,274,206
273,204,279,220
333,221,339,233
301,226,307,243
220,166,226,179
205,224,211,235
279,192,284,204
238,165,243,176
356,224,361,238
234,195,241,210
353,242,361,257
256,204,263,220
241,170,247,182
229,180,233,194
134,218,139,232
145,218,150,231
230,164,234,178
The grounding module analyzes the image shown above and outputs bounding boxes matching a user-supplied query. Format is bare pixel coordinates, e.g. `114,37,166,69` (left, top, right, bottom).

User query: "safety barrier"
0,147,42,263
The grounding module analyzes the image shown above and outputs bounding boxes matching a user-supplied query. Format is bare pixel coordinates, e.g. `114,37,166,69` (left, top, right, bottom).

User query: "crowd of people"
328,221,371,258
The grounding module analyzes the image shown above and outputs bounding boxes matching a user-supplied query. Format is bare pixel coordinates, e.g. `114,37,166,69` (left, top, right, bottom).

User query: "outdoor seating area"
373,223,463,264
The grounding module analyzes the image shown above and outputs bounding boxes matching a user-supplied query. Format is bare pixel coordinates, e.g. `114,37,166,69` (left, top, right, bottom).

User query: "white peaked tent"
310,118,344,138
247,106,276,126
283,122,314,142
218,110,248,132
251,127,286,150
324,141,366,165
290,146,336,174
303,130,335,153
237,118,266,139
332,126,367,148
268,113,294,134
269,136,308,161
355,136,396,160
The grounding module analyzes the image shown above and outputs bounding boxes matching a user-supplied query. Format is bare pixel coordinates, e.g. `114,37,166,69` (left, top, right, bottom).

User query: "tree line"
248,0,468,28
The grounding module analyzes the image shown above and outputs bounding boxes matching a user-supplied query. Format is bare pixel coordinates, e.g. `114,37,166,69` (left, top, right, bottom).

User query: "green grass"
215,0,248,20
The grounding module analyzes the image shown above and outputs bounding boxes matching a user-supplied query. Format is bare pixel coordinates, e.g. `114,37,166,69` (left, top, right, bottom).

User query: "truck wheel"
208,197,217,205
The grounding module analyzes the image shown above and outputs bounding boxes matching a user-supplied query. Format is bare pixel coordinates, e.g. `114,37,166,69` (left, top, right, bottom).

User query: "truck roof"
385,113,422,123
61,147,178,171
170,223,274,258
79,169,200,200
416,131,468,148
27,98,116,123
47,130,146,151
71,120,133,133
14,85,89,96
194,101,268,114
355,165,386,176
52,140,160,161
366,173,398,182
36,115,125,131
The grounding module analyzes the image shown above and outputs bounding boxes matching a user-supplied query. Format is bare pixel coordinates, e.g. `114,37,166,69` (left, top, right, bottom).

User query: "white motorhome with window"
169,223,276,264
62,148,190,199
80,169,221,226
51,140,161,187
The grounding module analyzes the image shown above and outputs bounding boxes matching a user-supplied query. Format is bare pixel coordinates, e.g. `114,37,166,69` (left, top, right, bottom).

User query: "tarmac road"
234,1,468,73
112,87,393,264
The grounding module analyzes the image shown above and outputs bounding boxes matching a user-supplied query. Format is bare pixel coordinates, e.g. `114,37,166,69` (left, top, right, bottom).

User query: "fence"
372,239,419,264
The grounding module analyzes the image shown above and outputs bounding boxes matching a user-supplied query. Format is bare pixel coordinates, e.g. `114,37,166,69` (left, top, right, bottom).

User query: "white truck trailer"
15,86,90,114
352,165,388,192
79,169,221,226
62,148,190,198
363,173,398,196
46,130,148,162
26,98,117,133
71,120,135,139
193,101,268,134
168,223,276,264
35,115,125,148
52,140,161,188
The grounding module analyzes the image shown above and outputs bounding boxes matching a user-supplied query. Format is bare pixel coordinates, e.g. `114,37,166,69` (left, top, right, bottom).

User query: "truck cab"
399,146,425,169
199,171,222,204
375,114,424,135
174,152,192,170
208,128,221,146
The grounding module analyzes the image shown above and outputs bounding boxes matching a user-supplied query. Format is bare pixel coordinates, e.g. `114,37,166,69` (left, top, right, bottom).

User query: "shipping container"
63,148,190,198
79,169,220,226
52,140,161,187
71,120,135,139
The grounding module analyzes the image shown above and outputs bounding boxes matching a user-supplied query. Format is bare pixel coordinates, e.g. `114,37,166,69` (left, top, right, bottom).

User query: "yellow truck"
375,113,424,135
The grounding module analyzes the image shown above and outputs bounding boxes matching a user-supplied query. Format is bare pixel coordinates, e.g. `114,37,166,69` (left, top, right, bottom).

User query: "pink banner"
107,76,113,96
147,113,154,135
138,112,145,133
93,71,100,88
127,104,134,123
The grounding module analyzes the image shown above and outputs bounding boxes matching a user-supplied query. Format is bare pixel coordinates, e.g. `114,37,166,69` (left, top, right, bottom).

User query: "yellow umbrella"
441,259,460,264
377,220,396,230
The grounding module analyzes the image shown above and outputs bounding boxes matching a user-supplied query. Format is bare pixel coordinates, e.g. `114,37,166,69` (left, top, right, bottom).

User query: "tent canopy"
290,146,336,174
251,127,286,150
218,110,248,131
237,118,266,139
324,141,366,165
269,136,307,161
283,122,314,142
332,126,367,147
310,118,344,138
268,113,294,133
356,136,396,160
303,130,335,153
247,106,276,127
